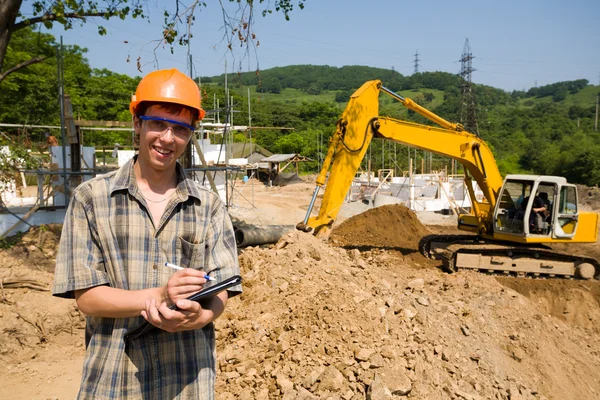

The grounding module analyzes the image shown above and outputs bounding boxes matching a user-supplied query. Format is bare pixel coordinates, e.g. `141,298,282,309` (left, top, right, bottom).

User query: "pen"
164,262,215,281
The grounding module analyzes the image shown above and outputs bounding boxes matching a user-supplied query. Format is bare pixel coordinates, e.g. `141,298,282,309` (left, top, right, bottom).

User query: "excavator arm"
299,80,505,235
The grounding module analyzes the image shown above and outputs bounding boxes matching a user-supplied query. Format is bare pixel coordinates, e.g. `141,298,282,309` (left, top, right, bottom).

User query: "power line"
413,50,420,74
458,38,479,135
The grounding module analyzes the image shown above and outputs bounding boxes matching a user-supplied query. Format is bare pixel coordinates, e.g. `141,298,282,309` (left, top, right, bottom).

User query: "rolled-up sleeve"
52,188,110,298
204,198,242,297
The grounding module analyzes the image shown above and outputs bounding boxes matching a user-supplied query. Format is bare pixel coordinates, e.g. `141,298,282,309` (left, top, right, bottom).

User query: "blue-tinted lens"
139,115,194,139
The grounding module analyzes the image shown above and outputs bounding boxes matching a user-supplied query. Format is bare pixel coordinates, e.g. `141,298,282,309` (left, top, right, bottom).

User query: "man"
45,131,59,147
523,193,548,233
52,68,241,399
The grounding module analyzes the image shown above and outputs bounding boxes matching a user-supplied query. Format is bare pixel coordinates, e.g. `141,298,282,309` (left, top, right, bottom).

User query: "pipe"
303,186,320,225
234,224,295,247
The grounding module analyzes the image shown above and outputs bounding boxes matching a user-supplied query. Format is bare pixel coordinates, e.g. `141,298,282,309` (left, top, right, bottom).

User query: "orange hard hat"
129,68,206,121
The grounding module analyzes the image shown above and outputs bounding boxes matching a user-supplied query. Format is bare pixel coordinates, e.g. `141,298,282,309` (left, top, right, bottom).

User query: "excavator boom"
301,80,503,235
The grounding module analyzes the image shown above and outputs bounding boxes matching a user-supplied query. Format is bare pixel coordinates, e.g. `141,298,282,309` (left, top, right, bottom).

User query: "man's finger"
175,299,202,313
147,299,163,325
169,285,205,296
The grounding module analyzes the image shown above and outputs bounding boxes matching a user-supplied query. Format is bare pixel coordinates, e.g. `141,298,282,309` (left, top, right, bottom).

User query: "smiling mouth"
154,146,173,156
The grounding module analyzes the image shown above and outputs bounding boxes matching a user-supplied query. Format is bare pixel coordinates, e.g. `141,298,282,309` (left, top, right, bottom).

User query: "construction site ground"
1,179,600,399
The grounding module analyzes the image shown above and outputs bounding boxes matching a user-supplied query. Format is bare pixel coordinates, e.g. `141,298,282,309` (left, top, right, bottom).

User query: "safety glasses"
138,115,195,140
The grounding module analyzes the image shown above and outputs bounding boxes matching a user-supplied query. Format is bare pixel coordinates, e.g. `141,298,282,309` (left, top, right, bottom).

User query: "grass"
517,85,600,108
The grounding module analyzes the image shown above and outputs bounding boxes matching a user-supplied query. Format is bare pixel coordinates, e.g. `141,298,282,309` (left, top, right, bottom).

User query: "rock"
276,375,294,393
470,350,482,362
455,389,479,400
279,340,291,352
355,348,375,362
225,371,241,380
407,278,425,290
296,387,318,400
416,296,430,307
302,370,322,388
403,308,417,320
317,365,346,392
282,391,298,400
442,351,450,362
254,388,269,399
369,353,385,369
379,363,412,396
347,249,361,260
508,346,525,362
279,281,290,292
380,349,396,360
367,373,393,400
508,383,527,400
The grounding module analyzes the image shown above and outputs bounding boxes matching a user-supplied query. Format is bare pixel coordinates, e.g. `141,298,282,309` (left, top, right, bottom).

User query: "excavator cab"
493,175,582,240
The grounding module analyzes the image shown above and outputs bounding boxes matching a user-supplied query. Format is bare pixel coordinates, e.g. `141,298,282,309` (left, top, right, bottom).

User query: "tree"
335,89,353,103
260,76,282,94
0,0,306,83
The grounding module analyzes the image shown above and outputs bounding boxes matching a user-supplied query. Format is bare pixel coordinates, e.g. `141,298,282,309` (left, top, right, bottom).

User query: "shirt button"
153,264,158,270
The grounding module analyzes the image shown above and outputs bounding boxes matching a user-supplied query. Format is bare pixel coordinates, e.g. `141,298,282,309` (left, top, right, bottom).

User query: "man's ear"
133,115,142,130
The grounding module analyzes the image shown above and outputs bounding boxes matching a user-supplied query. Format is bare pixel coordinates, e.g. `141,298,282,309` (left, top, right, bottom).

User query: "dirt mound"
329,204,431,252
497,277,600,332
0,223,83,365
213,231,600,399
2,224,62,273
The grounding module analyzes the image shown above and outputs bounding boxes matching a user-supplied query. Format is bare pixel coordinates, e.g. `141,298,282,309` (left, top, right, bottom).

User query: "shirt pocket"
176,236,206,271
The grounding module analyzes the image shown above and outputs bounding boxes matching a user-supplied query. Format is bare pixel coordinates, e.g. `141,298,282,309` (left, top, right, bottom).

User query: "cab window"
559,186,577,214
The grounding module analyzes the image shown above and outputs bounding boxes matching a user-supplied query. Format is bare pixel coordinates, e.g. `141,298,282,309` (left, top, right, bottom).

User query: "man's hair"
135,101,199,124
539,192,548,200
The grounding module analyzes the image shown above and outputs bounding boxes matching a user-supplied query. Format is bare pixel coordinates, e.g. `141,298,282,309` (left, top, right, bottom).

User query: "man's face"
134,105,193,172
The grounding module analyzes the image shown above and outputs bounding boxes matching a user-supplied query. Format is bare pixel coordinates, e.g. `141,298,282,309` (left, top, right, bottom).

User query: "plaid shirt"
53,157,241,399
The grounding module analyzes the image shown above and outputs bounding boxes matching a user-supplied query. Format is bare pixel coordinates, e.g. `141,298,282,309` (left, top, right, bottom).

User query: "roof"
247,152,268,164
229,143,272,159
261,154,313,163
261,154,298,163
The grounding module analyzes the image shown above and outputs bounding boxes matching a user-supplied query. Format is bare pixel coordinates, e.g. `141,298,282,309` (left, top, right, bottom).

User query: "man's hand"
141,291,227,332
162,268,210,306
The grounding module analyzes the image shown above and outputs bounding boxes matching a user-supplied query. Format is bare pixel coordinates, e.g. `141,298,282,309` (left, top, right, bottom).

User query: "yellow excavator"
297,80,599,279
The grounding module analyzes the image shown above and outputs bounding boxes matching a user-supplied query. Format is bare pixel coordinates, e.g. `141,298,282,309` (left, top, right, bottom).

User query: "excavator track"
418,234,481,259
438,241,600,280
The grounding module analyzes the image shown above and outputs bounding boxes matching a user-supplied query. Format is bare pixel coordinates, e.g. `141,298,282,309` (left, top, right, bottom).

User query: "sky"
27,0,600,92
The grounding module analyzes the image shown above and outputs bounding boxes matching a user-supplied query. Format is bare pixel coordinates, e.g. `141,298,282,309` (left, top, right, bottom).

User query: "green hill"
199,65,599,185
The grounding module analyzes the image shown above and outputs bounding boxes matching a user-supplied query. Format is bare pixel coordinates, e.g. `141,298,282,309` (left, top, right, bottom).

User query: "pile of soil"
329,204,431,252
497,277,600,333
3,224,62,273
216,230,600,399
0,223,84,386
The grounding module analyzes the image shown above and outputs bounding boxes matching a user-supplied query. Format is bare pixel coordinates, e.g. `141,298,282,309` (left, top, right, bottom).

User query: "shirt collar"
109,155,203,202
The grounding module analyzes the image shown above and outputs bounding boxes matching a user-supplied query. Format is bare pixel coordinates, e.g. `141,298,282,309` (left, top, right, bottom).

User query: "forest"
1,27,600,186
